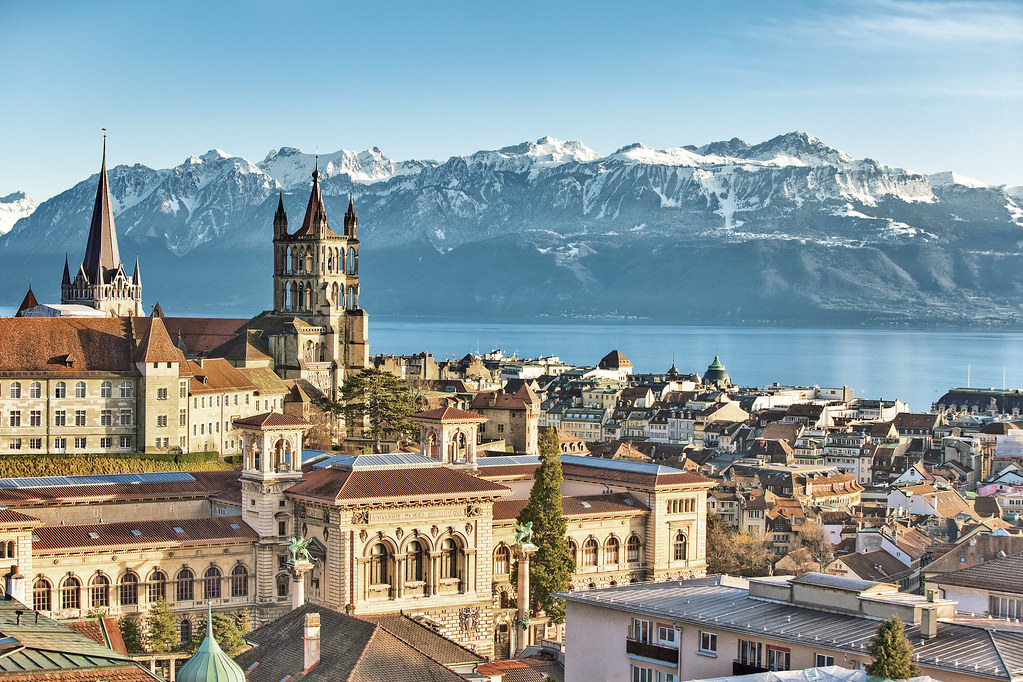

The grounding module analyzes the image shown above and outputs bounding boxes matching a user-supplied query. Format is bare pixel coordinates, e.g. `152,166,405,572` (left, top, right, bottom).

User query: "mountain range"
2,132,1022,327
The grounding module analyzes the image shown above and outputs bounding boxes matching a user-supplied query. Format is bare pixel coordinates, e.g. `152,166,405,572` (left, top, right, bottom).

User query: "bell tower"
270,160,368,396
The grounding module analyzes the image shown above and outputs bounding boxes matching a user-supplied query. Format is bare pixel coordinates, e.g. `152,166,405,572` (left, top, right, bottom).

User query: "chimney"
920,606,938,639
303,612,321,671
6,565,25,604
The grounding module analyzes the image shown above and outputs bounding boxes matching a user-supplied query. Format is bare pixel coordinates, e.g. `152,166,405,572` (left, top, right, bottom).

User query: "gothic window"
60,576,81,610
176,568,194,602
567,539,577,565
347,286,355,310
626,535,641,563
231,565,249,597
305,252,313,274
369,544,389,585
348,247,356,274
74,381,86,398
583,537,598,566
605,536,620,565
285,247,292,274
340,248,346,273
440,538,458,580
90,574,110,607
149,569,167,603
119,572,139,605
405,541,425,583
494,544,510,575
33,578,51,611
327,250,333,272
673,532,688,562
203,566,221,600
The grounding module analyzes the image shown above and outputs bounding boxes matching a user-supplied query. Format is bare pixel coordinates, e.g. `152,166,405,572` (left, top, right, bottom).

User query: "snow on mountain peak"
0,191,37,235
744,131,853,167
257,146,421,191
928,171,989,189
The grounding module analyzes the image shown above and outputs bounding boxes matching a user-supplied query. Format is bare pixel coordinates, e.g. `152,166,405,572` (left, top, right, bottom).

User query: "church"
0,141,714,658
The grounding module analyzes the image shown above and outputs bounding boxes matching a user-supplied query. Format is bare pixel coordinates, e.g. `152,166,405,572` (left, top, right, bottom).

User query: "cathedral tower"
270,161,368,396
61,136,143,316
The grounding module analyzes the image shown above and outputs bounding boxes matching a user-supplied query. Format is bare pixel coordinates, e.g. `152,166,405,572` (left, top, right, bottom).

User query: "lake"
2,304,1018,412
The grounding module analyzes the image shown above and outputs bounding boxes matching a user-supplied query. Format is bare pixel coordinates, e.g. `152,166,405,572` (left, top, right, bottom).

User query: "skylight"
173,527,184,534
130,529,142,536
88,532,99,539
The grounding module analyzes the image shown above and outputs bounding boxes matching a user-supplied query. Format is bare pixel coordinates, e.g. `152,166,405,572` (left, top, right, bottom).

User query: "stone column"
512,543,538,654
288,559,314,609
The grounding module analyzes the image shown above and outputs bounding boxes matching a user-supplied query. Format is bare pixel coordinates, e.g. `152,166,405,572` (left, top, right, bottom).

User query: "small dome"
176,606,246,682
702,355,730,387
598,350,632,370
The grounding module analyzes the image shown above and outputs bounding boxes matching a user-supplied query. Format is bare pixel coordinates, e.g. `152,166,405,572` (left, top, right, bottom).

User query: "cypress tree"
145,598,177,652
515,428,574,623
866,615,919,679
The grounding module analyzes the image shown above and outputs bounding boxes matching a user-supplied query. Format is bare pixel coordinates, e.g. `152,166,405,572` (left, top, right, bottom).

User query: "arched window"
176,568,194,602
673,532,688,562
231,565,249,597
626,535,641,563
29,382,40,398
605,536,620,565
100,381,112,398
494,545,510,575
9,382,20,399
583,538,598,567
348,247,356,274
347,286,355,310
120,572,139,605
74,381,86,398
0,541,13,559
91,574,110,608
34,578,51,611
369,544,389,585
60,576,81,610
149,569,167,603
203,566,221,600
405,541,425,583
54,382,66,399
179,618,192,646
567,539,577,565
440,538,458,580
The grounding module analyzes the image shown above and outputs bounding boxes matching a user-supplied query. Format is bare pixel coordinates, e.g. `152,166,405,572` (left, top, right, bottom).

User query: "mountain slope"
2,133,1021,326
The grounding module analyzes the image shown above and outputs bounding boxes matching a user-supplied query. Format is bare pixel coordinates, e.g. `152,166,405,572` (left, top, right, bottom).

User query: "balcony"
626,639,679,665
733,661,769,675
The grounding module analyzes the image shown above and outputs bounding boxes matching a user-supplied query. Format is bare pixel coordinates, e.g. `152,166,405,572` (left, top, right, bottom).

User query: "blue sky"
2,0,1021,200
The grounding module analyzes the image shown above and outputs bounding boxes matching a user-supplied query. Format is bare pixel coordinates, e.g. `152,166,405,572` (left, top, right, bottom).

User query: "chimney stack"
303,612,321,672
920,606,938,639
6,565,25,604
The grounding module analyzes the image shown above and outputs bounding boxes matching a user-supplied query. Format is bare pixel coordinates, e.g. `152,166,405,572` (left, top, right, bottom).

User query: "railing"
733,660,770,675
626,639,679,664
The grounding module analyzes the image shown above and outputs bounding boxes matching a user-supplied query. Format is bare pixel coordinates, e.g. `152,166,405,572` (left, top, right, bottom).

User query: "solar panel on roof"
0,471,196,490
229,524,240,530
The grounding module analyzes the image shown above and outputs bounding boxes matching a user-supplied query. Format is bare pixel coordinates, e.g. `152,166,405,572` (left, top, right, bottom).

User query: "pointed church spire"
61,254,71,287
344,191,358,237
132,254,141,287
82,131,122,282
273,191,288,237
15,282,38,317
294,154,336,237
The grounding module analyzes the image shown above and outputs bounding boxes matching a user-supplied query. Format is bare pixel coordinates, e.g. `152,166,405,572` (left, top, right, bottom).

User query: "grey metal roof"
560,454,686,475
558,577,1023,681
477,455,541,467
0,471,195,490
788,573,883,593
312,452,441,471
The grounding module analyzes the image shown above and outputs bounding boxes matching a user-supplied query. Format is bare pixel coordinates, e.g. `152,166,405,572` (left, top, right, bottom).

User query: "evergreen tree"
866,615,919,679
339,369,417,450
515,428,574,623
145,598,177,653
188,612,248,656
118,617,144,654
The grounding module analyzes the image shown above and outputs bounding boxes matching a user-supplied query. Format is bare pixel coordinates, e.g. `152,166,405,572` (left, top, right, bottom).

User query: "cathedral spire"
273,191,288,237
81,132,122,282
132,254,141,286
61,254,71,287
294,154,336,237
344,192,358,237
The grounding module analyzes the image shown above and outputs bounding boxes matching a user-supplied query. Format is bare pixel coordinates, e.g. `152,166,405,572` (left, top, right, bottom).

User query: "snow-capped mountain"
0,192,37,235
2,133,1021,326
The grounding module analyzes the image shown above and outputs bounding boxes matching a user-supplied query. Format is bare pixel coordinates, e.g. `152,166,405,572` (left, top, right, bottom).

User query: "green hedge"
0,453,235,478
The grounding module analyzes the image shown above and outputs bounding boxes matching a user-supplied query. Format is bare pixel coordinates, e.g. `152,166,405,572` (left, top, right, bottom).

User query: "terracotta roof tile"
929,551,1023,594
233,411,310,428
131,317,179,364
33,515,256,551
0,318,135,375
494,492,648,521
0,508,41,525
186,357,258,394
361,613,485,665
287,467,510,503
155,317,248,355
411,406,486,422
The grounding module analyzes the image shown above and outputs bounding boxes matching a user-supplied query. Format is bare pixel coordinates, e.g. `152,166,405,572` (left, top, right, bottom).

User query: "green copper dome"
176,605,246,682
707,355,725,371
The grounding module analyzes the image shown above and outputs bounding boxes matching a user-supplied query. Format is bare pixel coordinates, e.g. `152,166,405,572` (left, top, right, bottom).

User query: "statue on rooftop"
514,520,534,546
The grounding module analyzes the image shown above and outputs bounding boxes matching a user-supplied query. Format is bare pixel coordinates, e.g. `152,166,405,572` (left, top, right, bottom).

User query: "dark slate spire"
132,254,141,287
273,191,288,237
15,283,38,317
294,155,337,237
344,192,358,237
61,254,71,287
82,134,122,282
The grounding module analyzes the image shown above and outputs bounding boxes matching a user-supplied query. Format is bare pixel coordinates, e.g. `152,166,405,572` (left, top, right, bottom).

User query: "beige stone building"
471,383,541,455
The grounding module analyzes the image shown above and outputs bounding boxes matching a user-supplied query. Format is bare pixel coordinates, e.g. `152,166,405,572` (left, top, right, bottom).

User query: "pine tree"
189,612,248,656
515,428,574,623
339,369,418,450
118,617,144,654
146,598,177,653
866,615,919,679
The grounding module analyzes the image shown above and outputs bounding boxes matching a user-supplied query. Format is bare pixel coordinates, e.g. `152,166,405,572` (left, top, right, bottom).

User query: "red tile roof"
33,515,256,551
411,406,486,422
131,316,179,364
0,318,136,375
493,493,648,520
186,357,258,394
0,508,41,525
287,467,510,503
234,411,311,428
153,317,248,355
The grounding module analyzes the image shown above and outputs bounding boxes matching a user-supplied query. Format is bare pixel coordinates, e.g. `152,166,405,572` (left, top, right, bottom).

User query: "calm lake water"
3,304,1018,413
